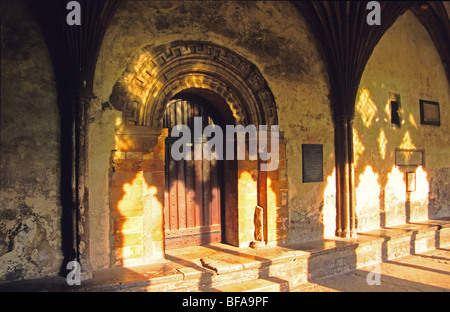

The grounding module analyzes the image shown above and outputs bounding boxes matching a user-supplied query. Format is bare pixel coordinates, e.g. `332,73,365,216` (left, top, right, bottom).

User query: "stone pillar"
334,115,357,238
237,159,259,247
252,129,287,247
266,132,288,245
224,135,259,248
225,129,287,248
111,125,165,265
76,90,93,280
223,157,239,246
142,130,167,262
258,161,268,247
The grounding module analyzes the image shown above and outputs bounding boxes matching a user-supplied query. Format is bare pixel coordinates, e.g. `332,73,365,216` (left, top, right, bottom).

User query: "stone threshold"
1,217,449,292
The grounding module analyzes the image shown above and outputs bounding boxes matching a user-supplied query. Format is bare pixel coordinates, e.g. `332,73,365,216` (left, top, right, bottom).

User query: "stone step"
3,218,446,292
124,219,449,292
202,277,291,292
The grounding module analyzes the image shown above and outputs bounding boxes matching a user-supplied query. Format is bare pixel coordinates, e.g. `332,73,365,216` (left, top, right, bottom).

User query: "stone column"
113,125,166,264
142,130,167,262
266,131,288,245
334,115,357,238
253,128,286,247
237,158,259,247
76,90,93,280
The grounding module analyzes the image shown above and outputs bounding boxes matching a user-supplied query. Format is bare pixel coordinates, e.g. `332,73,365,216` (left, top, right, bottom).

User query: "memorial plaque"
420,100,440,126
302,144,323,183
395,149,424,167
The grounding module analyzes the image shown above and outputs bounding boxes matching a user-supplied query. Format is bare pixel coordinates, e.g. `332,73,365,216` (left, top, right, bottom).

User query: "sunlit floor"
293,248,450,292
0,243,448,292
1,218,449,292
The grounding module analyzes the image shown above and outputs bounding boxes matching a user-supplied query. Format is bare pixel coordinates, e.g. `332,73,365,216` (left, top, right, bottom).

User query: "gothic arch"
110,41,278,128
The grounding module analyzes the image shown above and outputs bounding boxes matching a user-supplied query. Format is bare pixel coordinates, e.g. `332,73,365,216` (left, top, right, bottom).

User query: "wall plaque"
302,144,323,183
395,149,424,167
420,100,440,126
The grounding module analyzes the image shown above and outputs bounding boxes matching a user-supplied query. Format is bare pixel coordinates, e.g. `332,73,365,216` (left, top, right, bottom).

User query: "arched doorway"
163,92,225,249
110,41,287,266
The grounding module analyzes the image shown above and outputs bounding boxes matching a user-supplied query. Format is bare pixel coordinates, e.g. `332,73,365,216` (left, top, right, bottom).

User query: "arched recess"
108,41,287,266
110,41,278,128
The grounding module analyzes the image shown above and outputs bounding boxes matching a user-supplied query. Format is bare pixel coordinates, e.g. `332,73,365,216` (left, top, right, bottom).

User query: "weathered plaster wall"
354,11,450,232
0,0,62,280
88,99,121,269
91,0,334,268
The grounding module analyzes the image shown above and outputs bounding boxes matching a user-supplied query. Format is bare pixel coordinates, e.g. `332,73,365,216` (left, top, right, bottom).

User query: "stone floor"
292,247,450,292
0,218,449,292
1,245,449,292
0,246,448,292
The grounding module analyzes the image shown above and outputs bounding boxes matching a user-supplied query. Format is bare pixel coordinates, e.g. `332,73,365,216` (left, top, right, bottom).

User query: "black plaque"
419,100,440,126
302,144,323,183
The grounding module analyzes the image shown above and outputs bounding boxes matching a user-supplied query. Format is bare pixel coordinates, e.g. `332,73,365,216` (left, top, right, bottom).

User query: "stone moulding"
110,41,278,129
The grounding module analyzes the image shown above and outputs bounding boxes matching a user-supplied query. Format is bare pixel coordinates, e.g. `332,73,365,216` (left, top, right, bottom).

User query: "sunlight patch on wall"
356,88,377,128
399,131,416,150
377,129,387,159
142,173,164,259
386,165,406,203
353,127,365,167
411,166,429,202
384,165,406,226
322,168,336,238
408,113,418,129
118,171,144,215
355,165,380,231
384,99,391,123
409,166,429,222
266,177,277,242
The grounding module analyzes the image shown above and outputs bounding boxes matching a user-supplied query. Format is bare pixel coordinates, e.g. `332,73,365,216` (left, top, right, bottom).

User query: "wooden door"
163,99,222,249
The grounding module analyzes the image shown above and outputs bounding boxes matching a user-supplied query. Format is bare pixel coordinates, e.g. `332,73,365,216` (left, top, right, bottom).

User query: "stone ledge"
1,217,449,292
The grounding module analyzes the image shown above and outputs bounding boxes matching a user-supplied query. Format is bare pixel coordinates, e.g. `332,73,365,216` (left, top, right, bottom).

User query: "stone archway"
110,41,278,128
109,41,287,266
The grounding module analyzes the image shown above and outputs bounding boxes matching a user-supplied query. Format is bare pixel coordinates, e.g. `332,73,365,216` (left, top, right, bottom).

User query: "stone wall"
3,1,448,280
0,0,62,281
354,11,450,232
91,0,334,268
109,126,166,266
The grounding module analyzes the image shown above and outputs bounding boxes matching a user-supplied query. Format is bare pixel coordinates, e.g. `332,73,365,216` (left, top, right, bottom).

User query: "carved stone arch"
146,73,248,127
110,41,278,128
109,41,287,260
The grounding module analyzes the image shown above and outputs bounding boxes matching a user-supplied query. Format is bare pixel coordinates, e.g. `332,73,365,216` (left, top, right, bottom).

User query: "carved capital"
115,125,162,152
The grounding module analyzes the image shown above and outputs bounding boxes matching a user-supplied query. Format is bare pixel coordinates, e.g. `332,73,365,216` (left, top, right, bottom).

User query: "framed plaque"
302,144,323,183
419,100,440,126
395,149,424,168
